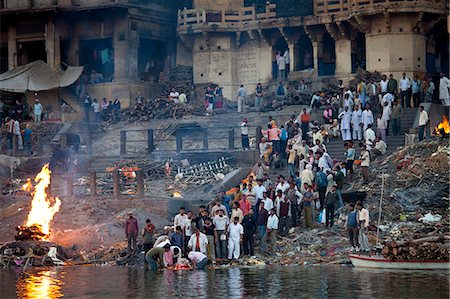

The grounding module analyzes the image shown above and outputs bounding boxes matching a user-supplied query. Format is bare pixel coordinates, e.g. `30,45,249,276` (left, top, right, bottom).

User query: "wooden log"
411,236,443,244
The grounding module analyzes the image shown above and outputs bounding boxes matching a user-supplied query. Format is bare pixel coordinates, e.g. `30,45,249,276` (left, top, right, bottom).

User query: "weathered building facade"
177,0,448,100
0,0,189,111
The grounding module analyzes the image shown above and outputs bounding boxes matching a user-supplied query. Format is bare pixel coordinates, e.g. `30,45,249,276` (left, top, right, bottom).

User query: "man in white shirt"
213,210,229,259
227,216,244,259
237,84,247,113
183,211,194,252
399,73,411,108
382,92,394,107
343,94,354,112
365,124,376,149
240,118,249,150
352,105,363,141
373,137,387,157
362,106,374,139
439,73,450,106
253,179,267,206
277,54,286,79
188,251,208,270
339,106,352,141
210,199,227,217
263,194,274,211
169,88,180,103
381,101,392,136
318,151,331,172
230,203,244,224
174,207,188,231
379,75,388,94
275,175,290,193
91,98,101,122
418,105,429,141
263,208,279,252
188,228,208,254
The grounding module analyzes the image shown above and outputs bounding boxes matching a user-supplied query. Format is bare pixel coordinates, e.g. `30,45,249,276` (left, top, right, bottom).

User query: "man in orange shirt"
299,108,310,140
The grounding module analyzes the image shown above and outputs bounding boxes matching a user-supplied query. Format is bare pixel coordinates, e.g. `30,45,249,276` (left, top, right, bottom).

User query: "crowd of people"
82,94,121,123
0,95,44,154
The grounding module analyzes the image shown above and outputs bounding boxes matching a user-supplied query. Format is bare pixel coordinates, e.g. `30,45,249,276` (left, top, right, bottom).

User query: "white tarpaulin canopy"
0,60,84,93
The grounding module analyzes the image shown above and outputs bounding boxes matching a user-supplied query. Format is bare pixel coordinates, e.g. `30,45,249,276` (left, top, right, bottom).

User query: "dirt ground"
0,194,168,251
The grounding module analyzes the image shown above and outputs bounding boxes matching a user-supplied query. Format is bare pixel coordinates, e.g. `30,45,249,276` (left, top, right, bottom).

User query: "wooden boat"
349,254,450,270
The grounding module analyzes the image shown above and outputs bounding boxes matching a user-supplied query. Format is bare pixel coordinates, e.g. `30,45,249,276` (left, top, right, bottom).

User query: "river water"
1,266,448,298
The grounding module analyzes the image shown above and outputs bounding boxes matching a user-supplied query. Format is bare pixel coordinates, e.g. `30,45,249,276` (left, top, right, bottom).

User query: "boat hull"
349,254,450,270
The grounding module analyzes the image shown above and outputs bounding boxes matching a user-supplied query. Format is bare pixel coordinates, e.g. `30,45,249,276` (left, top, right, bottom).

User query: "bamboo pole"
375,173,385,246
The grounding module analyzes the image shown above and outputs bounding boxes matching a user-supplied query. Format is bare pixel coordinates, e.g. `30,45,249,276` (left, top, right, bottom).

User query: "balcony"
177,3,276,28
314,0,446,15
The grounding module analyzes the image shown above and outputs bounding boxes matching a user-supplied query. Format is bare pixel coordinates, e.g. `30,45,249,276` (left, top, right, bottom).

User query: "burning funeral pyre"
15,164,61,241
434,116,450,138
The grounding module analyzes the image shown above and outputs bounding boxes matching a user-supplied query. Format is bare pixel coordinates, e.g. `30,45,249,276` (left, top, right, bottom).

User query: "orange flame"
22,178,33,192
435,116,450,135
172,191,183,198
25,164,61,238
121,166,139,179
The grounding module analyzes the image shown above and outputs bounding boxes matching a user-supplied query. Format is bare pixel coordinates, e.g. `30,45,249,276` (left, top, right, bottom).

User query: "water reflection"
5,265,448,299
16,270,64,299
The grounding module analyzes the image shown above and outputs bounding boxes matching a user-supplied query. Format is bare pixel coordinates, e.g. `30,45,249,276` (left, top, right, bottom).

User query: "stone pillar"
312,41,319,72
46,16,56,69
7,25,16,69
335,39,352,75
68,36,79,66
128,30,139,82
288,42,295,72
54,26,61,68
113,14,129,82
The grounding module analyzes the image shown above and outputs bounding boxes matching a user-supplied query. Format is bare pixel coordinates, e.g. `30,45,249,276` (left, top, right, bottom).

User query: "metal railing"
314,0,445,14
119,125,261,155
177,3,276,27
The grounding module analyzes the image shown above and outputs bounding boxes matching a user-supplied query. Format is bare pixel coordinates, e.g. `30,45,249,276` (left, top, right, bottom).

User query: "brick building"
0,0,189,118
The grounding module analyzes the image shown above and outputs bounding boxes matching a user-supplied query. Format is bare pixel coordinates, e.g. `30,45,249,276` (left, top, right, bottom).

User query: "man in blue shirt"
344,203,359,251
412,75,421,107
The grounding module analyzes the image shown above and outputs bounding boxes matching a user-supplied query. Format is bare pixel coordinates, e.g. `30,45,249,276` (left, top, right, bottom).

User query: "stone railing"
177,3,276,27
1,0,130,10
314,0,446,15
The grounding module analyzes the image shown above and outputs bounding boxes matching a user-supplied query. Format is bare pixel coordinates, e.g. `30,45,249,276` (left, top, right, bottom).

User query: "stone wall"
191,35,272,100
365,14,426,78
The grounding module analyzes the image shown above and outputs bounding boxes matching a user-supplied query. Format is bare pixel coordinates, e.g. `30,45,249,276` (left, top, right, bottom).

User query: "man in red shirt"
125,211,138,255
299,108,310,140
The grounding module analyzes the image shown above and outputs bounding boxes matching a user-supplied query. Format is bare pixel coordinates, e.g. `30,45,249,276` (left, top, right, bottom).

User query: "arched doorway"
320,33,335,76
352,33,366,73
297,35,313,71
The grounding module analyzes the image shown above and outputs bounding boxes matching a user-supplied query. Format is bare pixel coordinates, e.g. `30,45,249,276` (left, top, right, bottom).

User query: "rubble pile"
169,66,193,83
352,139,449,221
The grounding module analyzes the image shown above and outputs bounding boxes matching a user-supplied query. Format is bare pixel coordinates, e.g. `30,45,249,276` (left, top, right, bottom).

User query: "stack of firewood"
120,98,205,122
381,235,449,260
